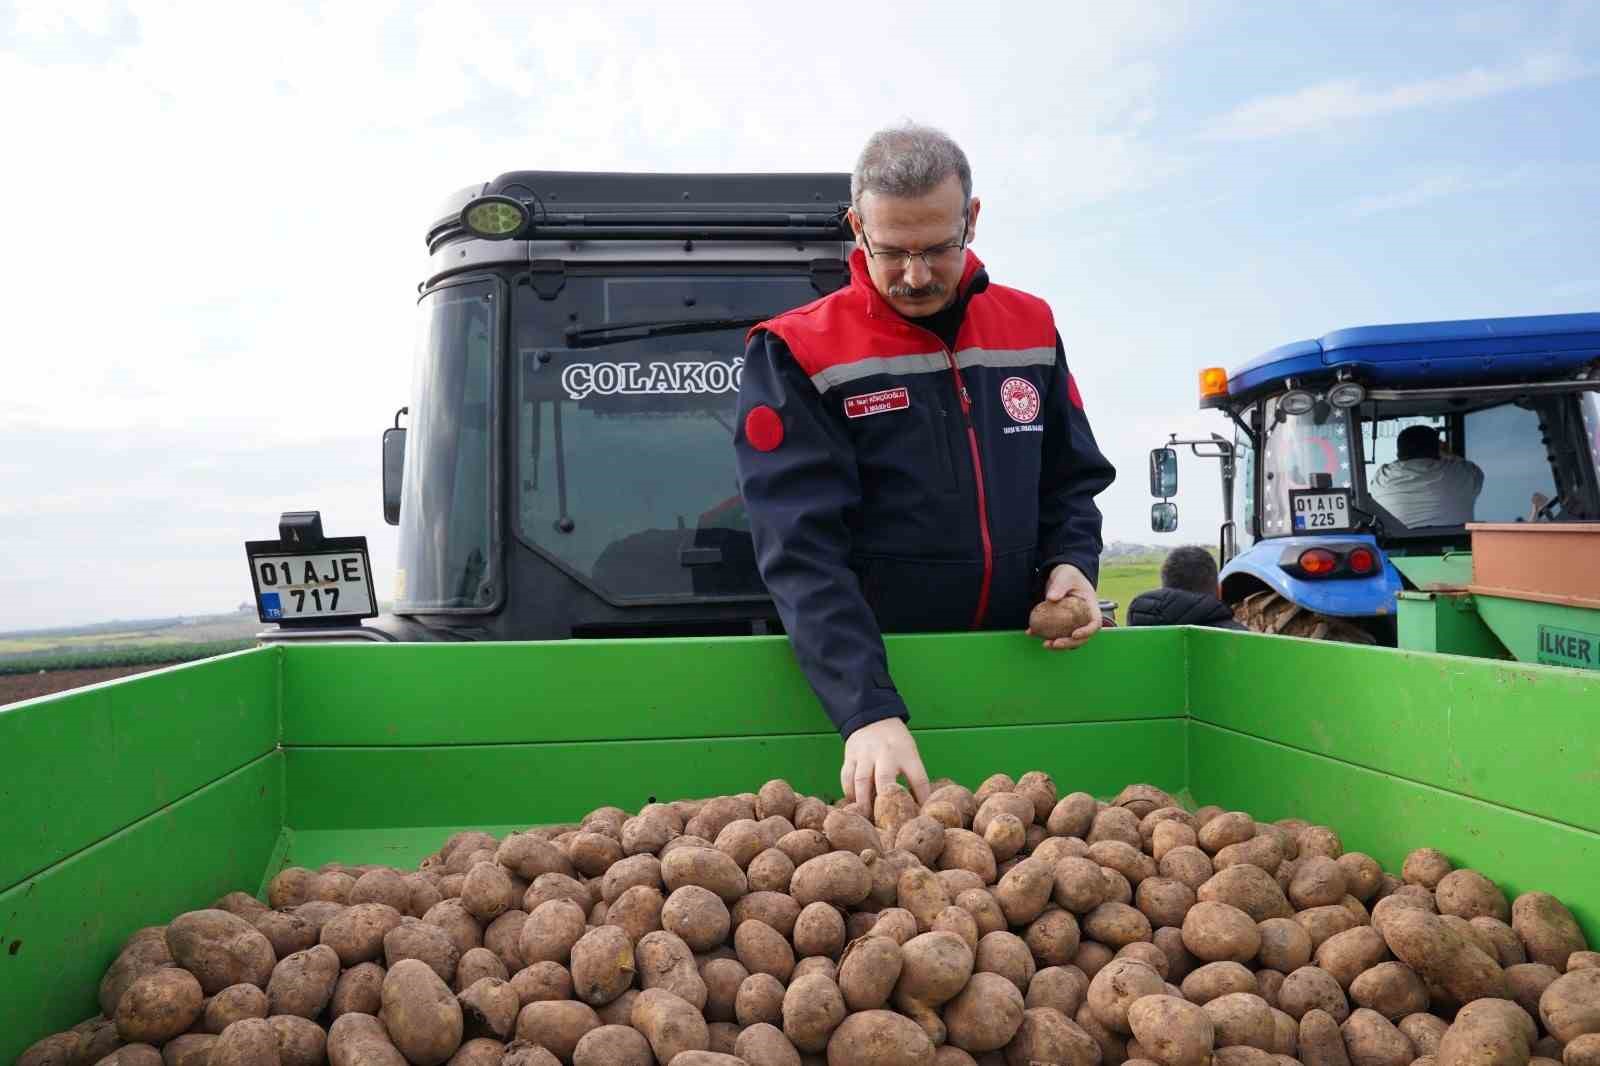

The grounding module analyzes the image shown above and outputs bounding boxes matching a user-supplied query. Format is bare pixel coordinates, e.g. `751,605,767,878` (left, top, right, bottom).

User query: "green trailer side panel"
1388,553,1473,590
282,719,1188,839
0,648,279,894
1189,722,1600,942
0,754,282,1064
1395,591,1510,660
279,629,1188,745
1187,629,1600,835
1473,594,1600,671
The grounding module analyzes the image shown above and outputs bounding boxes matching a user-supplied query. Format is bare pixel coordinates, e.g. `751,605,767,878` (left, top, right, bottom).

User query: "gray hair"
851,123,972,210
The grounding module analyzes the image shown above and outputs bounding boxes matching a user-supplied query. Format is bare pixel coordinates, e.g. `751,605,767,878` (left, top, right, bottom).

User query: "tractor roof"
1225,312,1600,400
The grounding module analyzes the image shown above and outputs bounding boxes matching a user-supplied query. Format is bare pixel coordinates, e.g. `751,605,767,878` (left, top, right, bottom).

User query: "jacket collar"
847,246,989,322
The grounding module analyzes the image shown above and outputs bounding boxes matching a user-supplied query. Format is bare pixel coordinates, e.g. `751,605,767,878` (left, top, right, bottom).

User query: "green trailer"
4,628,1598,1060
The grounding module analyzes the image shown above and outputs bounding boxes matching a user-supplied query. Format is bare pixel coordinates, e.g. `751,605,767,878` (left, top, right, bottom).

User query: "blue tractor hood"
1220,312,1600,402
1221,535,1404,619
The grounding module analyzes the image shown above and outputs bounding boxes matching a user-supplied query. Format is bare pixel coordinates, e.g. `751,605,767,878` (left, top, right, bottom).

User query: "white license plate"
1291,490,1351,532
250,549,376,621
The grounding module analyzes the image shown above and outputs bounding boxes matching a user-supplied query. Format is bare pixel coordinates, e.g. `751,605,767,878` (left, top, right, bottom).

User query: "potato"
1300,1009,1352,1066
166,910,278,994
114,967,204,1044
984,814,1027,861
1401,851,1451,891
1347,963,1429,1023
568,924,636,1006
565,832,622,878
445,1040,505,1066
1334,855,1382,903
204,983,269,1033
661,885,732,953
1027,965,1090,1016
1153,820,1200,862
795,901,847,959
1437,998,1533,1066
780,972,847,1054
745,848,797,895
891,931,975,1046
1299,907,1361,952
420,900,482,960
570,1024,653,1066
1541,969,1600,1043
455,947,510,992
1380,906,1507,1007
941,973,1026,1053
515,999,601,1062
704,898,790,947
1030,596,1095,639
1136,877,1197,931
1204,993,1276,1051
1088,958,1166,1034
350,869,412,913
737,972,790,1026
1258,918,1314,974
322,904,405,969
378,958,463,1066
977,930,1037,996
1074,941,1116,981
210,1018,280,1066
993,857,1053,926
1104,867,1136,907
1575,954,1600,972
1184,902,1263,964
1566,1035,1600,1066
1215,836,1285,877
310,871,357,903
794,796,830,832
1471,918,1529,969
1506,964,1562,1019
600,854,663,905
329,961,385,1019
687,796,756,843
938,830,999,885
1286,857,1346,911
497,833,577,881
509,961,572,1006
1279,967,1350,1022
1202,865,1295,922
1183,961,1259,1004
1026,908,1083,968
638,930,710,1009
702,957,750,1023
1054,857,1111,914
1085,902,1154,949
1434,870,1510,923
1314,927,1392,991
1212,1048,1277,1066
385,920,462,986
457,978,519,1041
517,900,585,967
593,988,639,1028
327,1009,408,1066
736,918,797,983
163,1033,220,1066
1399,1014,1448,1058
261,943,340,1019
1156,925,1200,984
1090,806,1145,849
1164,847,1219,893
1048,792,1099,838
781,850,871,908
1200,813,1257,854
1513,894,1590,971
1007,1007,1104,1066
252,911,319,961
1129,995,1216,1066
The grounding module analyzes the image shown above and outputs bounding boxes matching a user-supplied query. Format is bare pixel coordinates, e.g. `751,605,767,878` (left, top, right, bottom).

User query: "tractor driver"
734,123,1116,814
1370,425,1484,528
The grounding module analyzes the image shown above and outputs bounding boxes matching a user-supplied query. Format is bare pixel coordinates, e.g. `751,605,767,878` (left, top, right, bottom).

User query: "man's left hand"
1028,563,1102,651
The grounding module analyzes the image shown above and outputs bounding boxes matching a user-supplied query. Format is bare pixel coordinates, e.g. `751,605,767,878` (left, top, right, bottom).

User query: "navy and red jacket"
734,248,1116,738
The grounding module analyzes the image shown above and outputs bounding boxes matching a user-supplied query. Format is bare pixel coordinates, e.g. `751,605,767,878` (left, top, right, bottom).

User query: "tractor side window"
1233,426,1256,548
1260,396,1353,537
1463,404,1555,522
1583,391,1600,473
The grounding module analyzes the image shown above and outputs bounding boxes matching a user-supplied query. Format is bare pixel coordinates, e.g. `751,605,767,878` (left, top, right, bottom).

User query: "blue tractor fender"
1219,535,1403,619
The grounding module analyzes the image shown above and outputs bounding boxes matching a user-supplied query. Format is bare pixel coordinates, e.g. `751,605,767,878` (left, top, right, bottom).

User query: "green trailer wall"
3,628,1597,1061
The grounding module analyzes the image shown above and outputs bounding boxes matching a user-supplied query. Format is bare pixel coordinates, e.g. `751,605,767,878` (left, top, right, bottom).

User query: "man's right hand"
841,717,931,814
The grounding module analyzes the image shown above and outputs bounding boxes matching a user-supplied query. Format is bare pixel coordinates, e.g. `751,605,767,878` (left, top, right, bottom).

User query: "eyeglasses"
859,217,970,270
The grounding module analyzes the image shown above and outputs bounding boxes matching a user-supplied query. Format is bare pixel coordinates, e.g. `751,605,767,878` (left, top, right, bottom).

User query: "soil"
0,665,170,706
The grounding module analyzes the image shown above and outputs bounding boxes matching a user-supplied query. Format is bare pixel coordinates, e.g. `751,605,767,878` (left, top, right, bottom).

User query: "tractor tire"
1235,590,1377,645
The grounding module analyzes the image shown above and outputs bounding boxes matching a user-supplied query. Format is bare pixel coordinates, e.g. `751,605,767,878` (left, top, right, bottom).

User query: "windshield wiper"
565,316,767,348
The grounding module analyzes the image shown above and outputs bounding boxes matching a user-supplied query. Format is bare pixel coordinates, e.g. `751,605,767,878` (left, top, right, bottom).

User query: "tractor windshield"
513,272,819,602
394,280,498,611
1259,394,1354,537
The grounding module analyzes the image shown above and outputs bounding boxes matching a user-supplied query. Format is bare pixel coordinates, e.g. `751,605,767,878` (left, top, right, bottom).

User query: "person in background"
1128,546,1247,631
1370,425,1484,527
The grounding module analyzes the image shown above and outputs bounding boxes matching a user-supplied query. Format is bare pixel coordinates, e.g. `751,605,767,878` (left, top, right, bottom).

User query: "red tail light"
1298,549,1338,576
1347,548,1377,575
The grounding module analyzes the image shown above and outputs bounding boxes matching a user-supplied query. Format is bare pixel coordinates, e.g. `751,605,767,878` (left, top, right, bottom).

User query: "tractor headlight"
1327,382,1367,408
1280,389,1316,416
461,195,529,239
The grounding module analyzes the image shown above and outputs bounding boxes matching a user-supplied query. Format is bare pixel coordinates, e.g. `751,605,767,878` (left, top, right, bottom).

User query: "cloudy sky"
2,1,1597,630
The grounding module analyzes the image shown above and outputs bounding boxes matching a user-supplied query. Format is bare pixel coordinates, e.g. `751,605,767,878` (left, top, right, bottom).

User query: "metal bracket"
529,259,567,299
809,258,848,295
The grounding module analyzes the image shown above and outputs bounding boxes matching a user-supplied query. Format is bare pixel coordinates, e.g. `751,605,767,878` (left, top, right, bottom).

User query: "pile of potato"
19,775,1600,1066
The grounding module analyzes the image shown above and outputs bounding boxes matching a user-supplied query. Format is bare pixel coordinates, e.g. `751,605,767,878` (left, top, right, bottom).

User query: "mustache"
887,281,948,300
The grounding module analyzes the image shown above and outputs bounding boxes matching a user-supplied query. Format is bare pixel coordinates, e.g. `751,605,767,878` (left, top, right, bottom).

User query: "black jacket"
734,250,1116,738
1128,588,1248,631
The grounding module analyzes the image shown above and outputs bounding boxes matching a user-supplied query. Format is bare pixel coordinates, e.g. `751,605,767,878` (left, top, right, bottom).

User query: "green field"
1097,557,1165,621
0,614,263,674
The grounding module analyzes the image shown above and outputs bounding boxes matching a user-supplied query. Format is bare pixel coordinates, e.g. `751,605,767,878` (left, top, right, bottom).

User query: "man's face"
849,174,980,320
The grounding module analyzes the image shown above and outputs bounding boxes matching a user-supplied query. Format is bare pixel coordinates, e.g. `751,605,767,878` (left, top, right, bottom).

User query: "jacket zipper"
943,349,994,629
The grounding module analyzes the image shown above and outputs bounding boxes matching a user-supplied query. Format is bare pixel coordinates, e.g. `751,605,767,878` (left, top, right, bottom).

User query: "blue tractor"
1152,313,1600,644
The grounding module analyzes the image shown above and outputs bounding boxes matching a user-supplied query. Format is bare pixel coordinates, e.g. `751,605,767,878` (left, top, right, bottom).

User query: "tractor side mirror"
1150,447,1178,498
1152,501,1179,533
382,427,406,526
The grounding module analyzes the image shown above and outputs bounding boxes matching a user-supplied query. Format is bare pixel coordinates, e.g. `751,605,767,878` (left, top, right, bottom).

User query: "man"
1370,425,1484,527
734,124,1116,813
1128,546,1247,631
